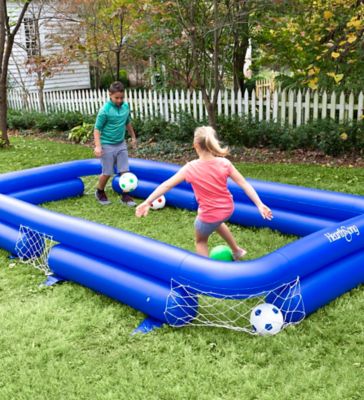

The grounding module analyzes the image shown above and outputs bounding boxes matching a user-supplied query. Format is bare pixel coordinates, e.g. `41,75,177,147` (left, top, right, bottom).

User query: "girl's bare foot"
233,248,247,261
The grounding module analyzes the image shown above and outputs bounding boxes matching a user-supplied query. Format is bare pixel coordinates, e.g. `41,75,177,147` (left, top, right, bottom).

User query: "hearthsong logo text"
324,225,360,243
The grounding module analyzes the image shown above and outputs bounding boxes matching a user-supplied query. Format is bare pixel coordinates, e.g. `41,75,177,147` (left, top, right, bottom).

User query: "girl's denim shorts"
194,213,232,237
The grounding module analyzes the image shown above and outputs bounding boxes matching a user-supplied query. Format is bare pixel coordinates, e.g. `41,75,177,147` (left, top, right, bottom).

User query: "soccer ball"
209,245,233,261
119,172,138,193
150,195,166,210
250,303,284,336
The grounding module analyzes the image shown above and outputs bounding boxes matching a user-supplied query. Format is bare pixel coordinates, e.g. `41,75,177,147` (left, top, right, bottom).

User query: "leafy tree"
254,0,364,91
67,0,154,88
151,0,254,127
148,1,287,126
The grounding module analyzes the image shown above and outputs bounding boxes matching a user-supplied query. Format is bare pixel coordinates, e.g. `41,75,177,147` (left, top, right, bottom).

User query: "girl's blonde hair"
194,126,229,157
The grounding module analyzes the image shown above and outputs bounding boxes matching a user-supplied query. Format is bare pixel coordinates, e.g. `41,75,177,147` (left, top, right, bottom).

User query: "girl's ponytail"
194,126,229,157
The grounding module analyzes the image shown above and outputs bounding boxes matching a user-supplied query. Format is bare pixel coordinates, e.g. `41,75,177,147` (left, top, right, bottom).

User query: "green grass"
0,136,363,400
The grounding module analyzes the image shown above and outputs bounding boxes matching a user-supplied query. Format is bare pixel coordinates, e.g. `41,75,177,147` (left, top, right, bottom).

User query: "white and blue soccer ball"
250,303,284,336
150,195,166,210
119,172,138,193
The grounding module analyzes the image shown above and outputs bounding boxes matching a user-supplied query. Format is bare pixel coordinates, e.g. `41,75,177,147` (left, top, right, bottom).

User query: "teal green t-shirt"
95,100,131,145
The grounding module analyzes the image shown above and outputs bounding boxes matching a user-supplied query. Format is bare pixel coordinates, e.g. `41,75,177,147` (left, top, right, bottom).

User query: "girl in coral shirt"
136,126,272,259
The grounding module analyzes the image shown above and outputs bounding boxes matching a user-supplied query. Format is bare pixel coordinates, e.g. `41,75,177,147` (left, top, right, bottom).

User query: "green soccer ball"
209,245,234,261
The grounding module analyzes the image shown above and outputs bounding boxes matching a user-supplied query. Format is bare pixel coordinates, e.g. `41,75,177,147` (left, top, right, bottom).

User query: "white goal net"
165,278,305,335
15,225,56,275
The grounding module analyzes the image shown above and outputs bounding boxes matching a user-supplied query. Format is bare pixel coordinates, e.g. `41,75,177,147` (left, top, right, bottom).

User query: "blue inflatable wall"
0,159,363,328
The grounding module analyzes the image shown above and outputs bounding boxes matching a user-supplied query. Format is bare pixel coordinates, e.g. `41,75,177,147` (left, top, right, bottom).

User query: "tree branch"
10,0,33,39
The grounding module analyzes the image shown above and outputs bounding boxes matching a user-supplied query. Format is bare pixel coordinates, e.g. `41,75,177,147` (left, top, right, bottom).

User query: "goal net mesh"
15,225,56,275
165,277,305,335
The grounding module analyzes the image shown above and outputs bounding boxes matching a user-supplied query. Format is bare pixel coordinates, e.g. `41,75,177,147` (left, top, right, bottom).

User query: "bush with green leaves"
0,137,7,147
35,111,84,131
219,115,363,155
132,112,201,142
68,123,94,144
8,110,93,133
216,116,294,149
173,112,202,141
130,115,176,142
293,119,363,156
7,110,37,130
7,108,363,156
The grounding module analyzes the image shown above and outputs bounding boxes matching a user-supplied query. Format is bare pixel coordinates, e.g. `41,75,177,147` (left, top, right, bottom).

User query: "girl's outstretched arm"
230,165,273,220
135,168,186,217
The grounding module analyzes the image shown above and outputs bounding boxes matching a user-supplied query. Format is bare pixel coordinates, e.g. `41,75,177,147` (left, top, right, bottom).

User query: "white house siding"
8,1,90,92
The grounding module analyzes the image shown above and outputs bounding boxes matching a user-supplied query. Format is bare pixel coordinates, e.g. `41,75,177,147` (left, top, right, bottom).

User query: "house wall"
8,1,90,92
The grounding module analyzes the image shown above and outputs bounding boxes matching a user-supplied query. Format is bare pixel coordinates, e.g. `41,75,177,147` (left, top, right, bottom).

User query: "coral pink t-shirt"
182,157,234,223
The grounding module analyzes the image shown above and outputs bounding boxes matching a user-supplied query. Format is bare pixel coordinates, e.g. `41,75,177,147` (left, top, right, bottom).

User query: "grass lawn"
0,136,363,400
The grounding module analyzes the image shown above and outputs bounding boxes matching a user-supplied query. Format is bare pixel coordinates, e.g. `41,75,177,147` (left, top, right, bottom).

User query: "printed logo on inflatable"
324,225,360,243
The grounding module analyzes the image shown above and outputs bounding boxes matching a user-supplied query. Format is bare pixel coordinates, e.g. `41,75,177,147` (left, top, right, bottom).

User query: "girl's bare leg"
216,223,240,252
216,223,247,259
195,229,209,256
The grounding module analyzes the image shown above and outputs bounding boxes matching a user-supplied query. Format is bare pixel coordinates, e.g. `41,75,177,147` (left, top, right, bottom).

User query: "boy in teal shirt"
94,81,137,206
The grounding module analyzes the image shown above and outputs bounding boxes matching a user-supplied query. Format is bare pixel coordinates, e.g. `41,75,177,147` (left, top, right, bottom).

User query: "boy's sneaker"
95,189,111,205
233,248,247,261
121,193,137,207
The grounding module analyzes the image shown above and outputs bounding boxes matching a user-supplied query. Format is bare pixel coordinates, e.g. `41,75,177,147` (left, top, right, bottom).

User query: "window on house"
24,17,39,58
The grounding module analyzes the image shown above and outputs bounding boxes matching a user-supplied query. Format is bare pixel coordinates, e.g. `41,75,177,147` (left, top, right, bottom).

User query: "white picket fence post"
6,87,364,126
358,92,363,121
237,89,242,116
244,89,249,117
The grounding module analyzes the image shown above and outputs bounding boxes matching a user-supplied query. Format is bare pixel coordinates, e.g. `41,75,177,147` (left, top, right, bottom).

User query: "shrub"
0,137,7,148
217,116,293,149
7,110,88,132
293,119,362,156
293,119,336,150
68,123,94,144
349,120,364,153
131,112,362,155
7,108,363,156
8,110,37,130
36,111,84,131
172,112,202,142
216,115,247,146
131,115,175,142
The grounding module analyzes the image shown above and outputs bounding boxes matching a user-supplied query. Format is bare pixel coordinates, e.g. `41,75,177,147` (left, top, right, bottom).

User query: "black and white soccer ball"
250,303,284,336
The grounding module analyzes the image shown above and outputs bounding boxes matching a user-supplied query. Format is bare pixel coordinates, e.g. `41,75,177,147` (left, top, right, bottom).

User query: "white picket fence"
7,88,364,126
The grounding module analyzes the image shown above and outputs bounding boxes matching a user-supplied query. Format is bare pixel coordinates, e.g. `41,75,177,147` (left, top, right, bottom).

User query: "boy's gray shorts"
101,141,129,176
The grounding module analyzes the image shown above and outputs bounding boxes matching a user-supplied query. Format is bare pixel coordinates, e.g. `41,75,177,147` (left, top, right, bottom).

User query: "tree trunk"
92,64,101,90
0,81,9,145
205,0,219,130
38,86,45,112
0,0,32,146
206,102,217,129
115,10,124,82
116,50,120,81
95,62,100,89
37,72,45,112
92,21,101,88
233,37,249,92
232,17,249,92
